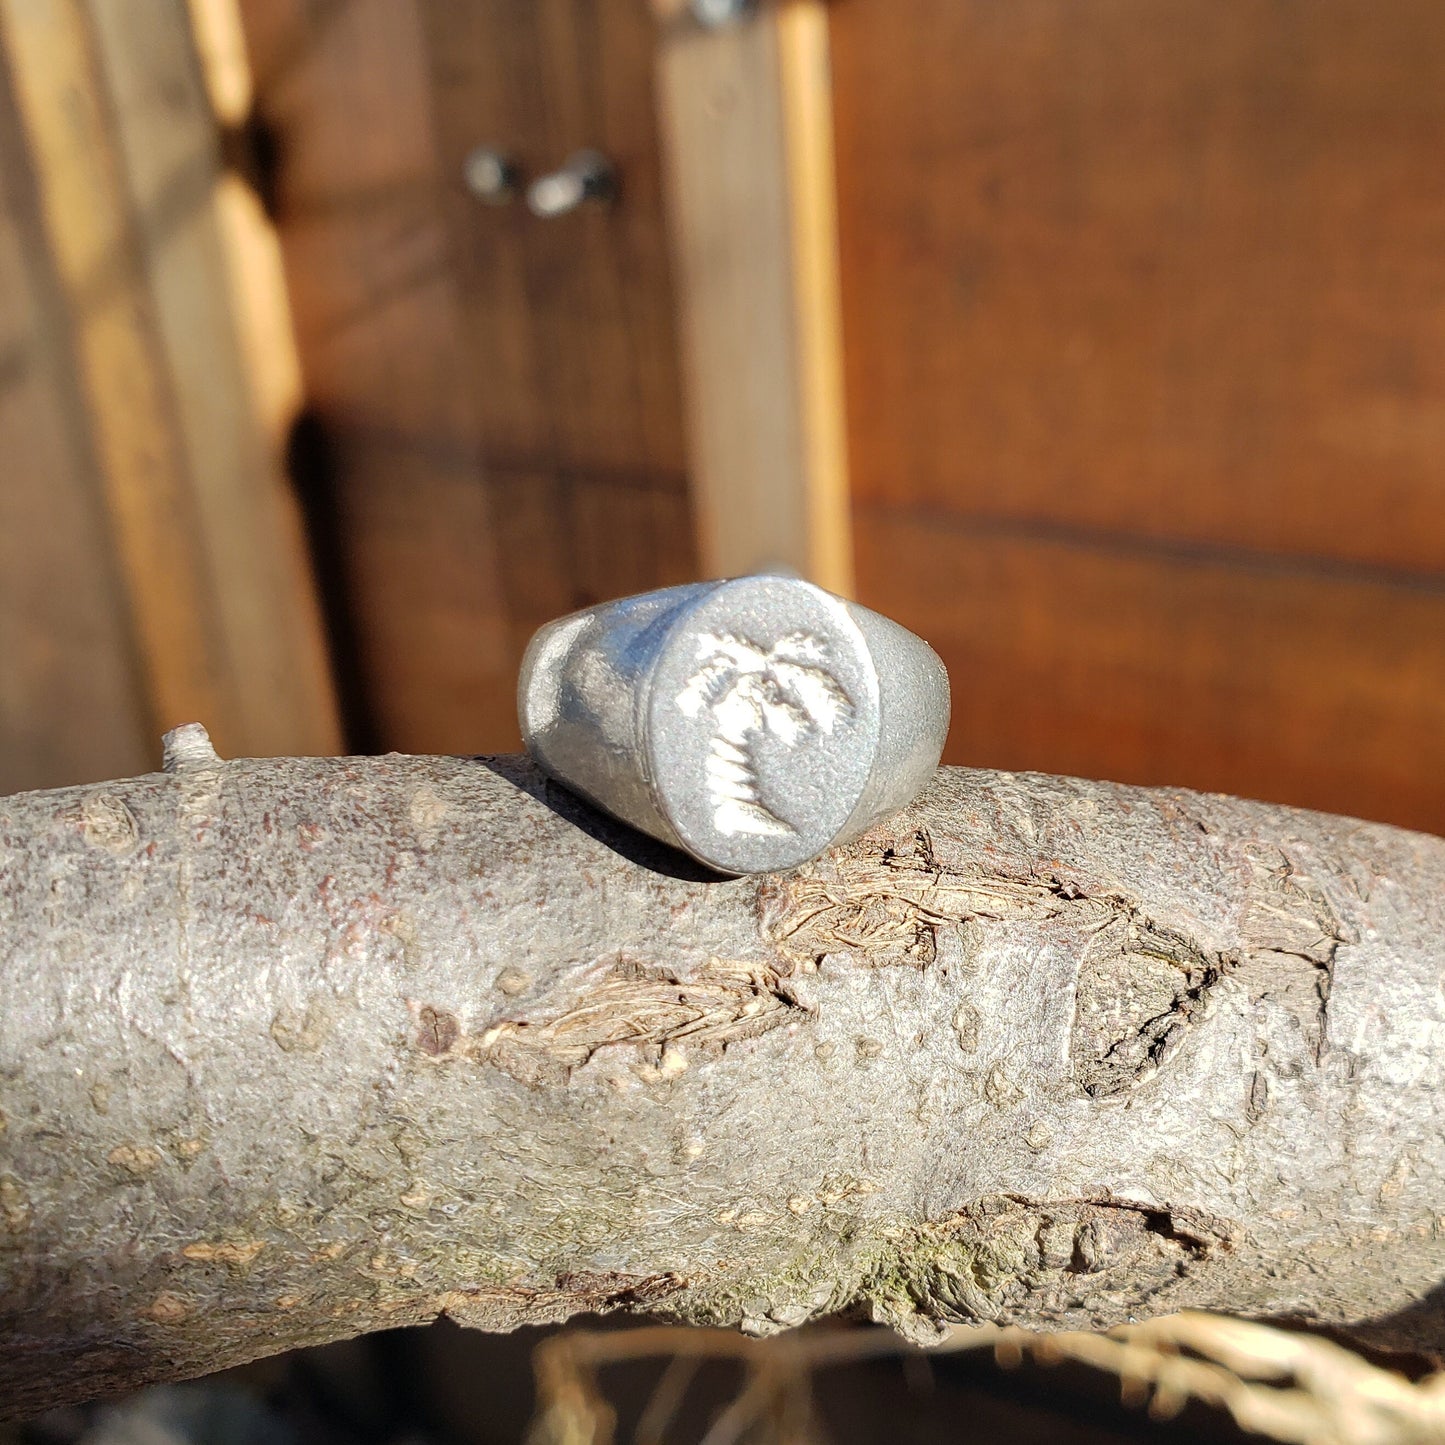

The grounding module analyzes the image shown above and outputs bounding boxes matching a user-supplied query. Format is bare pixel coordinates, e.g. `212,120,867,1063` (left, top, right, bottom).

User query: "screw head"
462,146,518,204
690,0,755,27
526,150,616,218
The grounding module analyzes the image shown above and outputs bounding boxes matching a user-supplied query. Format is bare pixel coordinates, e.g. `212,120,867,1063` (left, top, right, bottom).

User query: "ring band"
518,575,950,875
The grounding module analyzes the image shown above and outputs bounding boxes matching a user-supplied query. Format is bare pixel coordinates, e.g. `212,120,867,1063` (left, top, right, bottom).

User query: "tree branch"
2,746,1443,1415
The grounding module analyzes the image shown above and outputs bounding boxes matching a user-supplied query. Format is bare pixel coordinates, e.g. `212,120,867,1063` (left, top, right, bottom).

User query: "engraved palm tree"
676,631,853,837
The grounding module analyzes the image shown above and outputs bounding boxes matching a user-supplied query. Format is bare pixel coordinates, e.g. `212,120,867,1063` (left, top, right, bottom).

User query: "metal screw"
690,0,755,26
462,146,519,205
526,150,617,218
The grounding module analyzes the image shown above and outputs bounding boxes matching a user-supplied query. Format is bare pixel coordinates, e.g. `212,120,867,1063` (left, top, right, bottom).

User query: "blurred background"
6,0,1445,831
3,0,1445,1440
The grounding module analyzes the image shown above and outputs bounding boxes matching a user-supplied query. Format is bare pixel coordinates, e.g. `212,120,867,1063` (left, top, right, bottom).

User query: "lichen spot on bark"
0,1175,30,1232
952,1001,981,1054
409,787,449,847
496,967,532,997
271,997,335,1053
108,1143,162,1177
181,1240,266,1269
140,1292,191,1324
863,1196,1229,1333
80,792,138,855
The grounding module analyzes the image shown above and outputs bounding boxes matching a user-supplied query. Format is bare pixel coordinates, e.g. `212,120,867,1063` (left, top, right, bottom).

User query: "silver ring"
518,576,950,875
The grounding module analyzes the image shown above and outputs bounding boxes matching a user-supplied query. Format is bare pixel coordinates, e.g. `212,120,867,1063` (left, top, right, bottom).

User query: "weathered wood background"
834,0,1445,832
5,0,1445,832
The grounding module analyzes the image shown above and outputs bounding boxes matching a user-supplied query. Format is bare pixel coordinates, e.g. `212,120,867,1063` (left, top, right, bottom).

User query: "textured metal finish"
518,576,950,874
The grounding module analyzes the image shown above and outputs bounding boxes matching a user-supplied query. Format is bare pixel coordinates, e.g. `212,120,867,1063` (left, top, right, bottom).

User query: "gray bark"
1,745,1444,1417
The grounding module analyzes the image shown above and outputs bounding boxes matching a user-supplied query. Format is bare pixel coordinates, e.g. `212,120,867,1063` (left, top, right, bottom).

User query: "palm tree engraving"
675,631,854,837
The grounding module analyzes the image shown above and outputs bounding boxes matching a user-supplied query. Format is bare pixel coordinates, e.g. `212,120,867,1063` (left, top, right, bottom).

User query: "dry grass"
525,1313,1445,1445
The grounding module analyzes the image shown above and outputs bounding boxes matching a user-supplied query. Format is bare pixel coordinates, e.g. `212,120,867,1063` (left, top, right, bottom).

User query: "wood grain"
244,0,698,755
857,505,1445,835
490,466,697,628
777,1,852,595
833,0,1445,832
419,0,700,692
240,0,517,754
2,0,233,745
0,0,338,778
84,0,340,759
656,0,852,590
832,0,1445,573
0,52,150,793
422,0,689,482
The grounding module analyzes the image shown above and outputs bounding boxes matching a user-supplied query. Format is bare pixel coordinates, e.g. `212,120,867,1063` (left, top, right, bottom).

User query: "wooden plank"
186,0,304,459
832,0,1445,573
776,1,851,594
0,53,150,793
490,467,698,639
84,0,341,759
416,0,699,649
239,0,518,754
654,0,852,590
1,0,233,746
0,0,339,765
421,0,691,484
297,0,698,752
857,506,1445,835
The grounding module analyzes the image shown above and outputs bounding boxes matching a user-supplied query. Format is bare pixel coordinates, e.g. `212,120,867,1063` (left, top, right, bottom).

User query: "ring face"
646,577,880,876
519,575,950,875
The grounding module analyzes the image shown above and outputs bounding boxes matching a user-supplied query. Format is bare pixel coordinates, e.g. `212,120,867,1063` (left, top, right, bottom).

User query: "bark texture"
2,747,1444,1415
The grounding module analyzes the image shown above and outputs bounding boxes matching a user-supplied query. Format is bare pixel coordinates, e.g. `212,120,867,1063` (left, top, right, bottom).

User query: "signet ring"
518,575,950,875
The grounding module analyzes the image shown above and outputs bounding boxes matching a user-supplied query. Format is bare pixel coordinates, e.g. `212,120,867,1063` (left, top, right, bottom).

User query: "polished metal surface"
526,149,617,218
518,576,950,875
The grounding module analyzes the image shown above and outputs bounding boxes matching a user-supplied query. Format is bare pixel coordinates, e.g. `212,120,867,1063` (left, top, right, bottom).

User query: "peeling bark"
1,748,1444,1416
